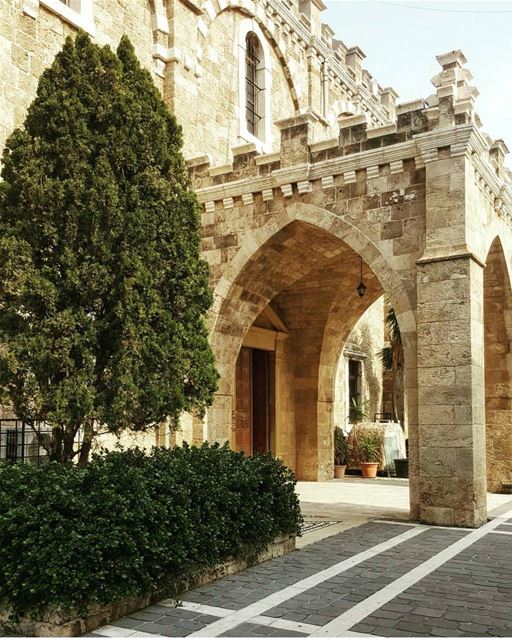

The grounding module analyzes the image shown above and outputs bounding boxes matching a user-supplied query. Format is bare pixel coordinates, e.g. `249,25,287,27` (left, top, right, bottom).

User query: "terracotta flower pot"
334,465,346,479
360,462,378,478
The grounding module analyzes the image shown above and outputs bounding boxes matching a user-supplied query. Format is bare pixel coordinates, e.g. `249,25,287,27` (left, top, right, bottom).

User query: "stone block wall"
0,0,158,160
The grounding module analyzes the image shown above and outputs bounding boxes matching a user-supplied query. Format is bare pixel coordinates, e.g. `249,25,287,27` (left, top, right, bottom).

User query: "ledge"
186,154,211,168
255,151,281,166
416,246,486,269
310,138,338,153
39,0,96,36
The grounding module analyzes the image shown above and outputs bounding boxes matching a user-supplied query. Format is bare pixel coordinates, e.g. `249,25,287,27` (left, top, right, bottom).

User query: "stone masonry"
2,0,512,527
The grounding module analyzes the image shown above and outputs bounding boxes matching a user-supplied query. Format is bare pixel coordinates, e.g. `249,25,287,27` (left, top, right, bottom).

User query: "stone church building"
2,0,512,528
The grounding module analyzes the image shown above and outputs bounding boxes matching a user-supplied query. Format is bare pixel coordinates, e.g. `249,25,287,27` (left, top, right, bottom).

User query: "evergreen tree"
0,32,218,465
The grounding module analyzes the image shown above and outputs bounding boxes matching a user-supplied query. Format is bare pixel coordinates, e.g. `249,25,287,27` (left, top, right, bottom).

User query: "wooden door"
234,347,252,455
252,349,270,454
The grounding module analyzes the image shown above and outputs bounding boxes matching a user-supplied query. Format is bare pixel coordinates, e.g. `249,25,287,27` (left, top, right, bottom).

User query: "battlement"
187,50,511,227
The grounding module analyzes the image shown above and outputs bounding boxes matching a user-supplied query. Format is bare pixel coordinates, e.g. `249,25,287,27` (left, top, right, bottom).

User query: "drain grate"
300,520,337,535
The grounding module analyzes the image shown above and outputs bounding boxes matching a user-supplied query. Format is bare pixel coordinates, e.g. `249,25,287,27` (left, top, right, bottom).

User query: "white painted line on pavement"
177,601,235,617
489,529,512,536
375,519,475,532
251,614,320,634
94,625,161,637
312,506,512,636
188,525,427,637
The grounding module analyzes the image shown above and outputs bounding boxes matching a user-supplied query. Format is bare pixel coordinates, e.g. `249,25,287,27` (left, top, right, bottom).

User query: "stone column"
415,129,487,527
417,256,486,527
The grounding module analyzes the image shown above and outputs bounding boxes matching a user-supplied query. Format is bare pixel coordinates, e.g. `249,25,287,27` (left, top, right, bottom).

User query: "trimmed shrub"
0,444,302,616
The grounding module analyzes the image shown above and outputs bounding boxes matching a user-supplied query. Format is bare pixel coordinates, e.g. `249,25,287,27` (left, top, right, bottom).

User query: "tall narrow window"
245,33,262,138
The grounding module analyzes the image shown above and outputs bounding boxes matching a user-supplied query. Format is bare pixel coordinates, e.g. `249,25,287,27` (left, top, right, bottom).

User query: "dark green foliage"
0,444,302,616
349,397,368,423
376,304,403,423
333,426,348,466
358,434,380,463
0,32,218,464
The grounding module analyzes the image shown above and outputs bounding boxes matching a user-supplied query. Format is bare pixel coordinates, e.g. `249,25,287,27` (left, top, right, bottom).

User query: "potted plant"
334,426,348,479
358,433,380,478
350,397,369,423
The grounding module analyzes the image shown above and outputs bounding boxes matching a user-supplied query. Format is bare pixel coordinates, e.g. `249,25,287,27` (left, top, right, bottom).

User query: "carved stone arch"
207,202,418,513
197,0,300,112
482,222,512,286
328,98,357,123
211,203,416,339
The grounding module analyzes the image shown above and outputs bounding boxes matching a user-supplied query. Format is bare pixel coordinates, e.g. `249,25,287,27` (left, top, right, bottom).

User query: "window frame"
237,20,272,153
39,0,95,35
245,33,262,137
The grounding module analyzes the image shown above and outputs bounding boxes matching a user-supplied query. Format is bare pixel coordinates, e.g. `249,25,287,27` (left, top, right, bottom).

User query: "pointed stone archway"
484,236,512,493
205,204,419,516
190,52,512,527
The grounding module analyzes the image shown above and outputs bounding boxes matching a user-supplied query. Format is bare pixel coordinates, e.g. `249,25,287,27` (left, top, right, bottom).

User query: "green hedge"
0,444,302,616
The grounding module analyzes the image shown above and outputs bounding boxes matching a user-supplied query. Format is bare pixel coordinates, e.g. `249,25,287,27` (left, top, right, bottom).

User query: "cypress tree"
0,32,218,465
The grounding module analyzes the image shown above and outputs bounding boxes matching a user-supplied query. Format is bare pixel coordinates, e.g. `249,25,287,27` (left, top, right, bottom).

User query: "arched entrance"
484,236,512,493
207,204,418,513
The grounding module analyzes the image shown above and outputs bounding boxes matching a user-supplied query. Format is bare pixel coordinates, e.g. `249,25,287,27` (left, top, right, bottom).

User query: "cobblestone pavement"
87,505,512,638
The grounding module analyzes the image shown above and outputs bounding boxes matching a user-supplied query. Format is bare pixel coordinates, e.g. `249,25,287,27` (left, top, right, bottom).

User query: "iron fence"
0,419,54,466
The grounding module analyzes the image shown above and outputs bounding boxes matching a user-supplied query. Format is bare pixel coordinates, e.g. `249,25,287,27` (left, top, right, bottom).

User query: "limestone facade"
2,0,512,527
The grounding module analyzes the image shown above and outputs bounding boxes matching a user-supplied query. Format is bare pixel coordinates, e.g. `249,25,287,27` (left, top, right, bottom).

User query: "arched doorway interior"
484,236,512,492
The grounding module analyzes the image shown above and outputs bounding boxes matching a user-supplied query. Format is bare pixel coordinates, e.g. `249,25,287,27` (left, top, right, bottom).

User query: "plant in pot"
350,397,369,424
334,426,348,479
358,433,380,478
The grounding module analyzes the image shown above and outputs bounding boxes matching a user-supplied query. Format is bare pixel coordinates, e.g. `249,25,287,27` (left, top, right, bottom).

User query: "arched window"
238,22,271,151
245,33,263,138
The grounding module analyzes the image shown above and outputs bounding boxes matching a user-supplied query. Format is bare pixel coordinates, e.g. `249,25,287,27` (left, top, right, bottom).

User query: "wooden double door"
234,347,275,456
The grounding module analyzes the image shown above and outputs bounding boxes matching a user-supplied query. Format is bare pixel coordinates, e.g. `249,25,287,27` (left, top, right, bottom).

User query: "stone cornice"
413,124,487,162
195,139,418,203
417,247,486,269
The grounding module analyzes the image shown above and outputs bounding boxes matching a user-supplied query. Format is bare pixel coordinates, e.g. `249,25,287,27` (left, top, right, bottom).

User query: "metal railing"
0,419,54,467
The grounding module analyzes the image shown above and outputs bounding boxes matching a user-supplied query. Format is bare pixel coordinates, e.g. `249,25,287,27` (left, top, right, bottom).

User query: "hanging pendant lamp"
356,256,367,298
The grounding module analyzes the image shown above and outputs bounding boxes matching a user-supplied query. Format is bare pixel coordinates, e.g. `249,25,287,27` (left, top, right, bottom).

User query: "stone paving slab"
263,528,467,628
179,522,412,610
219,622,307,637
88,507,512,638
351,530,512,637
86,606,221,637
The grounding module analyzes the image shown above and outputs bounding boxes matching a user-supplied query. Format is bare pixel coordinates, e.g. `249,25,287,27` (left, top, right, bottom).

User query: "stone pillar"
415,129,487,527
417,256,486,527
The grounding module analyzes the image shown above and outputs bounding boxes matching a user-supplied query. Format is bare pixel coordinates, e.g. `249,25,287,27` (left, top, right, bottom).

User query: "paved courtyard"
87,483,512,638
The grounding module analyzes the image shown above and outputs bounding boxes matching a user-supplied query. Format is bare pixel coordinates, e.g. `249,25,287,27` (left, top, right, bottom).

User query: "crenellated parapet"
188,49,511,229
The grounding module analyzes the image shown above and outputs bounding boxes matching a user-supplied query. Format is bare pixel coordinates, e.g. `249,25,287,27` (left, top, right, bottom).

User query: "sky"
324,1,512,166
